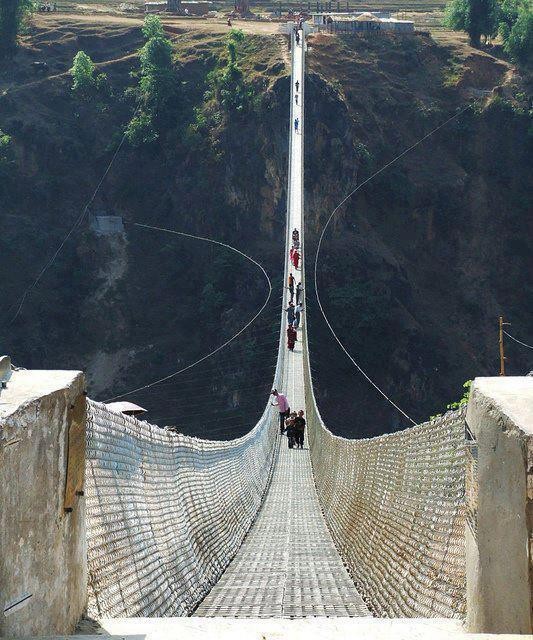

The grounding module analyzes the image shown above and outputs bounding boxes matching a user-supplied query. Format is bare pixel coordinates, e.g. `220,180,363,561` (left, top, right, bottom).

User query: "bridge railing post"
465,376,533,634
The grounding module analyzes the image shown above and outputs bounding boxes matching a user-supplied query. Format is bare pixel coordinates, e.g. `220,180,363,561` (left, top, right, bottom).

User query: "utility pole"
499,316,510,376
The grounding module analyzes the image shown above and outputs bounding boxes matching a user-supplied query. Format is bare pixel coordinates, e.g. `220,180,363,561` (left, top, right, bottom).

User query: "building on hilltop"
310,11,414,33
145,0,212,14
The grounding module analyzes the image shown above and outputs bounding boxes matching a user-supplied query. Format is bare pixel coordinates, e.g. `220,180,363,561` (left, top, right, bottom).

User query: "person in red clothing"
292,249,300,269
287,324,297,351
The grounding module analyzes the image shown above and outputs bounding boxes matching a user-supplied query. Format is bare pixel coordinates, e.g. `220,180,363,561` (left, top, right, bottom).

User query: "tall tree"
0,0,33,57
445,0,499,46
499,0,533,63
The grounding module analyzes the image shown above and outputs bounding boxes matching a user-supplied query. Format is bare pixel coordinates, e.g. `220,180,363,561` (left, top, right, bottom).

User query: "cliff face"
1,22,531,439
0,21,289,438
305,33,532,436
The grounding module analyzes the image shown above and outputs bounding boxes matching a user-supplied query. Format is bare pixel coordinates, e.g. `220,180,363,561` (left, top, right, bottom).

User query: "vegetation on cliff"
0,0,33,57
0,20,531,438
445,0,532,62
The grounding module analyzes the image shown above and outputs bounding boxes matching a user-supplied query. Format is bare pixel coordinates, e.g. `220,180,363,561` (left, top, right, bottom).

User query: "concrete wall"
0,367,87,638
465,377,533,634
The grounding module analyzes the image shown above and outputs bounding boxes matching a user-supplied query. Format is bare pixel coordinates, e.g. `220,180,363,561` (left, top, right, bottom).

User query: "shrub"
0,129,13,163
70,51,96,94
125,111,158,147
208,29,254,113
447,380,472,410
0,129,15,182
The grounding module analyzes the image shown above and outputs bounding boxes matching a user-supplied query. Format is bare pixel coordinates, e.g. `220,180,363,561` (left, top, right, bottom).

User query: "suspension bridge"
1,28,532,640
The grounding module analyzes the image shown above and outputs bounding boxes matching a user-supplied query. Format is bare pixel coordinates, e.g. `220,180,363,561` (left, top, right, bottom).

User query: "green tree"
227,28,245,44
499,1,533,63
0,129,14,176
208,29,253,112
0,0,34,57
445,0,499,46
70,51,96,94
142,14,164,40
139,35,174,108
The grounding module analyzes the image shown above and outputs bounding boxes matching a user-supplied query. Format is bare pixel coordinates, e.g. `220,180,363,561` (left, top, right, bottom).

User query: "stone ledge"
0,369,84,419
26,617,528,640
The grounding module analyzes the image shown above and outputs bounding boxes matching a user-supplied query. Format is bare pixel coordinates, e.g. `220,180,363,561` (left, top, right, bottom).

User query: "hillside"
0,16,531,438
305,32,532,434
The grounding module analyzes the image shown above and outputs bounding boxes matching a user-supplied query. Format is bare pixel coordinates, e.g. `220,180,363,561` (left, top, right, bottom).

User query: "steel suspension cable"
314,101,476,426
4,105,141,328
105,222,272,401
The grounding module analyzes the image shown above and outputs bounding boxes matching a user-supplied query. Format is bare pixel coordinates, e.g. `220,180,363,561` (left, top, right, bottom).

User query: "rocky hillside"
1,18,531,438
305,33,532,435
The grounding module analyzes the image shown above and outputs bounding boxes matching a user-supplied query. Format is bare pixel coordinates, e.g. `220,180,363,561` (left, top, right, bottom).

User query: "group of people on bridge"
286,228,304,351
270,389,306,449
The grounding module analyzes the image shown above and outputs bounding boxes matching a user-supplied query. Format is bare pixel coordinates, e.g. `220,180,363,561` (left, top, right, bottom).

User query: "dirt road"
35,11,284,35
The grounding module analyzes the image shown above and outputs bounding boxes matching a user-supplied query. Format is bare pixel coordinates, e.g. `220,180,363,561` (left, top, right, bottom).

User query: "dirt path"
35,11,284,35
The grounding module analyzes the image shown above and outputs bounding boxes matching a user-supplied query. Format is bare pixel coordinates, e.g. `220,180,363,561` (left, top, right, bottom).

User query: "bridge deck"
194,31,370,619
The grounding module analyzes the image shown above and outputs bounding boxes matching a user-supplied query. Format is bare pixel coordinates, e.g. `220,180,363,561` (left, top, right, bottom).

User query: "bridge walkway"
193,30,370,619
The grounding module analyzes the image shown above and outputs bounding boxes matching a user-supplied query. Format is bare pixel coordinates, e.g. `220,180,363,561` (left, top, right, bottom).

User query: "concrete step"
29,617,526,639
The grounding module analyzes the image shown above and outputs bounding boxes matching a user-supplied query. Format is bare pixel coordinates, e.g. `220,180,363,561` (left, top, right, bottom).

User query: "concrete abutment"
0,359,87,638
465,377,533,634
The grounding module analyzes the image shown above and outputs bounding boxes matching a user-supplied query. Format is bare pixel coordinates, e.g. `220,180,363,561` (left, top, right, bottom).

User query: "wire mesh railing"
301,316,467,618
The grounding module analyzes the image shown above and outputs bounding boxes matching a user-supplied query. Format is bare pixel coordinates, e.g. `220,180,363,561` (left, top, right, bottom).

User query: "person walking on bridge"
292,228,299,244
271,389,290,434
294,117,299,133
288,273,295,303
287,323,297,351
293,410,306,448
295,281,303,305
292,248,300,270
285,412,297,448
295,80,299,93
294,301,304,328
286,301,295,326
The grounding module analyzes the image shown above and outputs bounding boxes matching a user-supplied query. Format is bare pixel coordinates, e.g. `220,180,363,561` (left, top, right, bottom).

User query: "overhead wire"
129,353,278,389
141,356,276,390
313,100,476,426
105,222,273,401
503,330,533,351
3,104,141,328
135,379,275,407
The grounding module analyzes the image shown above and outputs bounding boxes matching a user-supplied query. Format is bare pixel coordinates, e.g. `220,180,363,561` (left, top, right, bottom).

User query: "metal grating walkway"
193,422,370,617
194,30,370,619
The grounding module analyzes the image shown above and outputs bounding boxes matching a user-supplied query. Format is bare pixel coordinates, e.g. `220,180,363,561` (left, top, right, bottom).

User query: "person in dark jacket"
286,302,295,326
285,412,297,448
293,410,306,448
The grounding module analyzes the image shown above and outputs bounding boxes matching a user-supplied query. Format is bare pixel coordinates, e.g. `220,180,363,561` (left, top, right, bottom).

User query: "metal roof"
105,401,147,414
